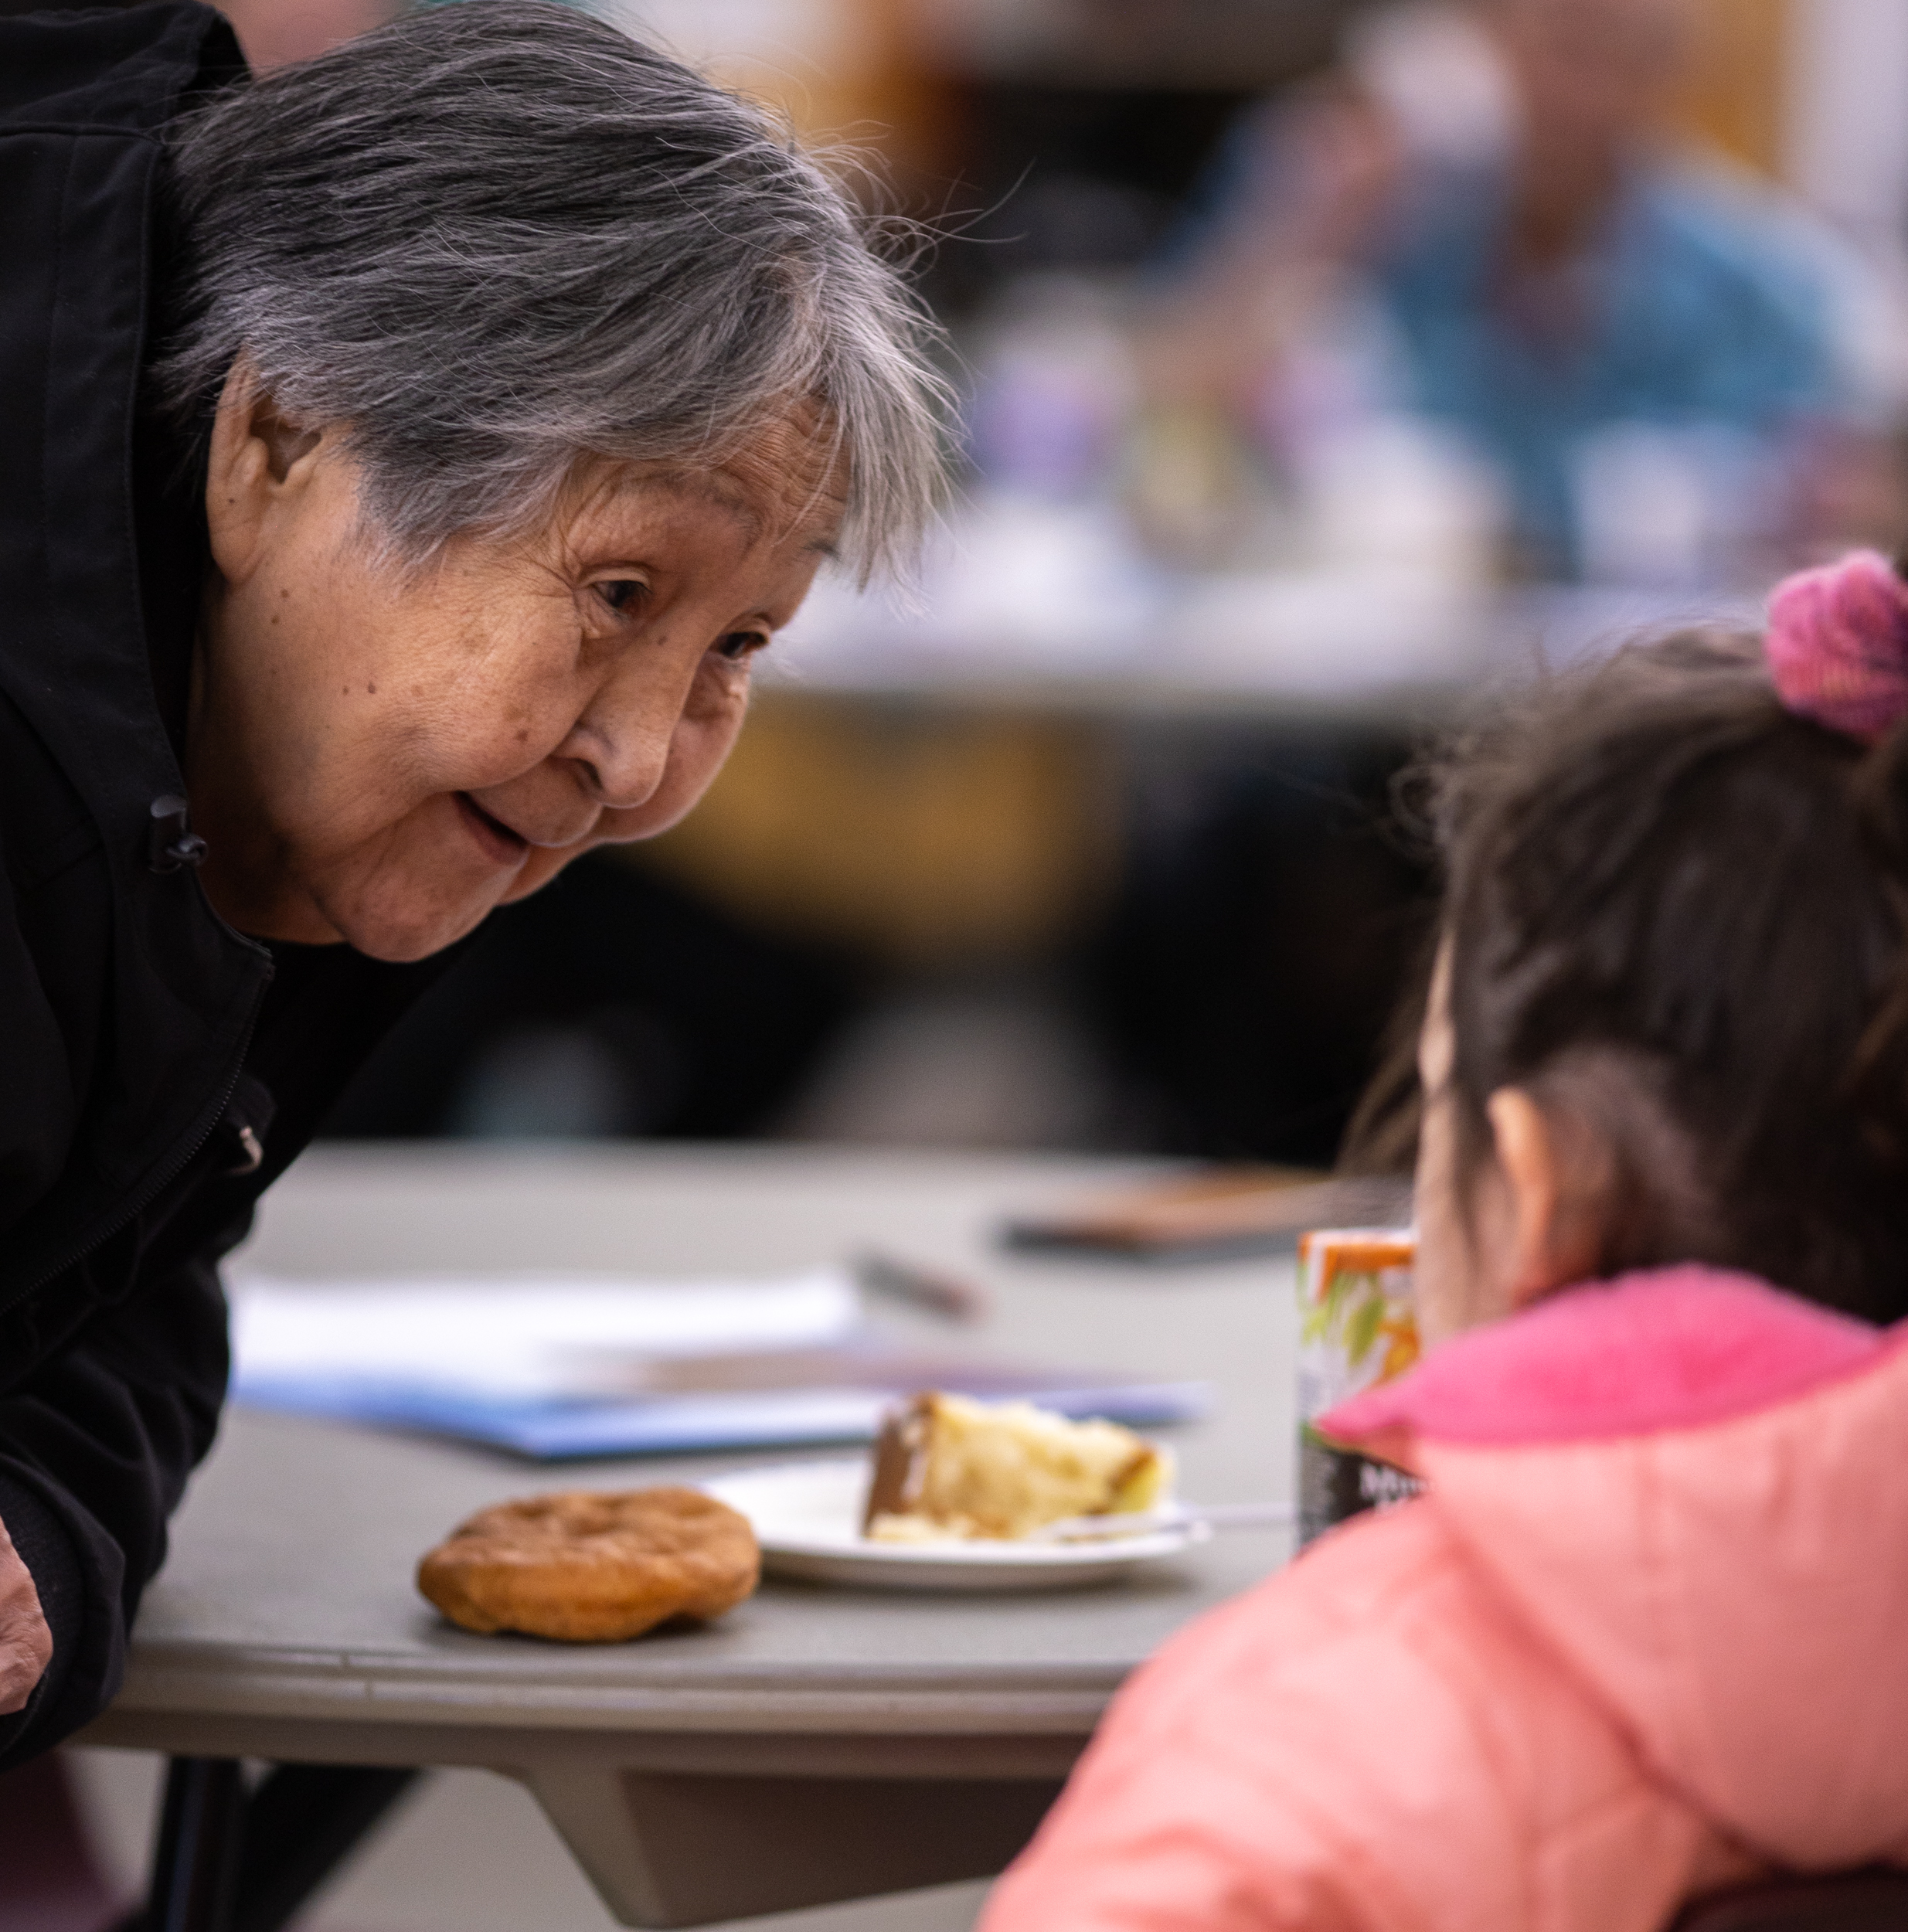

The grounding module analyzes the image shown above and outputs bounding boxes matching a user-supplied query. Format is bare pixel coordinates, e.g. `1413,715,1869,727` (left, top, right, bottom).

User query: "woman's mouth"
454,793,530,866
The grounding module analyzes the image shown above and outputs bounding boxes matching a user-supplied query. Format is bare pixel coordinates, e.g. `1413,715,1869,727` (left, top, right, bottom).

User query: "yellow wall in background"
667,0,952,185
1665,0,1790,176
631,694,1116,968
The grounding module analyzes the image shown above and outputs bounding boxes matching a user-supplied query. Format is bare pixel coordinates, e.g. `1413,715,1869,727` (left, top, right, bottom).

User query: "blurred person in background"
1143,0,1906,583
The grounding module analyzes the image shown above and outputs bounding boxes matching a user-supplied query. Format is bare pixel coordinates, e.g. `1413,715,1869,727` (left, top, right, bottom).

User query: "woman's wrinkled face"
191,403,838,961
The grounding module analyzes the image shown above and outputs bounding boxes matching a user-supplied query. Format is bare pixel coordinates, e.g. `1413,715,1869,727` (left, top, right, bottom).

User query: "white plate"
703,1458,1207,1592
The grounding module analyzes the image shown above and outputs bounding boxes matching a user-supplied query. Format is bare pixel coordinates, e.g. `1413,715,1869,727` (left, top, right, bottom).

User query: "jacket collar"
1322,1265,1896,1467
0,2,241,857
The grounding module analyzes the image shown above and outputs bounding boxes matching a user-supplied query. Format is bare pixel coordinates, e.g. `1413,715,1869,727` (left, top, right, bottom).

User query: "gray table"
80,1146,1300,1927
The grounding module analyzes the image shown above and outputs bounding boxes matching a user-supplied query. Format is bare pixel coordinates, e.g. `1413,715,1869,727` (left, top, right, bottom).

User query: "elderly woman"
0,0,946,1766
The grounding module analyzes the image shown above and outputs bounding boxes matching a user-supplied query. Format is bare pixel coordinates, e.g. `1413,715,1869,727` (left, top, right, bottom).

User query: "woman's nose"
563,668,688,811
569,723,670,811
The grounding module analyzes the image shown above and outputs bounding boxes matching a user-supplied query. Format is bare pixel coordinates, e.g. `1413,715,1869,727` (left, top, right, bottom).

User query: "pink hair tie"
1766,549,1908,744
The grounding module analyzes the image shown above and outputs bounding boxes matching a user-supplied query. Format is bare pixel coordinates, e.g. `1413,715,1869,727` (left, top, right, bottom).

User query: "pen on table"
853,1251,992,1324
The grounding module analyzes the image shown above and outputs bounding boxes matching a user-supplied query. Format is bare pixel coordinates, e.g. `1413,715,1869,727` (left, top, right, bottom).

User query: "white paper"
229,1267,862,1401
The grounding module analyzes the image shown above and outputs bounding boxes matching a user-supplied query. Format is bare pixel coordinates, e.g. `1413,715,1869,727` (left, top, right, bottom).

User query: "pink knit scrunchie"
1766,549,1908,744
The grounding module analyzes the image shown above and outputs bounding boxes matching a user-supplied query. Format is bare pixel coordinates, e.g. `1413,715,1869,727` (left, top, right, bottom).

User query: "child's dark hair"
1419,628,1908,1325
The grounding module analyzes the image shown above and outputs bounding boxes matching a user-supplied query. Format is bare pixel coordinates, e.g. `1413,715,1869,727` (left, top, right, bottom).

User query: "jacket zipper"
0,969,272,1318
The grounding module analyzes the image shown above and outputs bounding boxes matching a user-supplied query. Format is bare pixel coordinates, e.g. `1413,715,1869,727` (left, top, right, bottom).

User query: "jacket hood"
1324,1268,1908,1872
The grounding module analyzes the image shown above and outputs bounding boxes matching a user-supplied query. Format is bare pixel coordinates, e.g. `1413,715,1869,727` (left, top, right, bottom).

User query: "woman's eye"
715,630,769,663
596,579,645,614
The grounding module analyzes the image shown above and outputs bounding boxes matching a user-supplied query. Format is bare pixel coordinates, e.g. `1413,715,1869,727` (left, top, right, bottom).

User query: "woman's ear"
1485,1088,1605,1306
204,362,325,587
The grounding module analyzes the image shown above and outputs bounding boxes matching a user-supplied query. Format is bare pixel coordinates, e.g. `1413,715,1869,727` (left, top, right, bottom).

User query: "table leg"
116,1760,417,1932
139,1756,246,1932
229,1764,417,1932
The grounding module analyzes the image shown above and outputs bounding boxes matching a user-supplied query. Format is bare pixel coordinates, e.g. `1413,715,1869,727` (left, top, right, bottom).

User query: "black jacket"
0,3,457,1765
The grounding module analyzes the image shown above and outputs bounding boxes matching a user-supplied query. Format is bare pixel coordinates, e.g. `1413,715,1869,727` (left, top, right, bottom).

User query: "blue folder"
234,1372,1213,1461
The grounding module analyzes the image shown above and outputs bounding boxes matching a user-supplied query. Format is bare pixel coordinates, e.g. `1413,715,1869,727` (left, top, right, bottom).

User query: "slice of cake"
862,1392,1170,1542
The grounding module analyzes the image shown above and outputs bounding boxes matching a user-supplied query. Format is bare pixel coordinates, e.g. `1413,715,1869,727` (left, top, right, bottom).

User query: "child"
980,551,1908,1932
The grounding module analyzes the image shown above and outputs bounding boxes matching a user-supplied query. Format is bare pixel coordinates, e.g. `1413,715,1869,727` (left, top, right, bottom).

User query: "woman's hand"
0,1513,52,1713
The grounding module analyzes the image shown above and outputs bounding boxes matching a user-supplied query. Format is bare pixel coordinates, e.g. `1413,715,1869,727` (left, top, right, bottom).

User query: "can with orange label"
1297,1229,1421,1547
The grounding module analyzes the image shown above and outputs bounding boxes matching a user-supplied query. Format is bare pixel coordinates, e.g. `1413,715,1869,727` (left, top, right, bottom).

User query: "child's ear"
1485,1089,1605,1306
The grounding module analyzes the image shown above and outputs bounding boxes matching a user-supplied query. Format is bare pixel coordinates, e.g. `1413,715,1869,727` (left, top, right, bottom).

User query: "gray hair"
153,0,953,580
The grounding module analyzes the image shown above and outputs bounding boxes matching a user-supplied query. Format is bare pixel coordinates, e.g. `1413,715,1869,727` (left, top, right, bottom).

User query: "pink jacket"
981,1268,1908,1932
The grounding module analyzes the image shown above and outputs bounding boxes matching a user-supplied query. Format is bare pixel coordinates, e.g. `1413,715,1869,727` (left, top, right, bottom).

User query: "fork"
1026,1502,1296,1544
